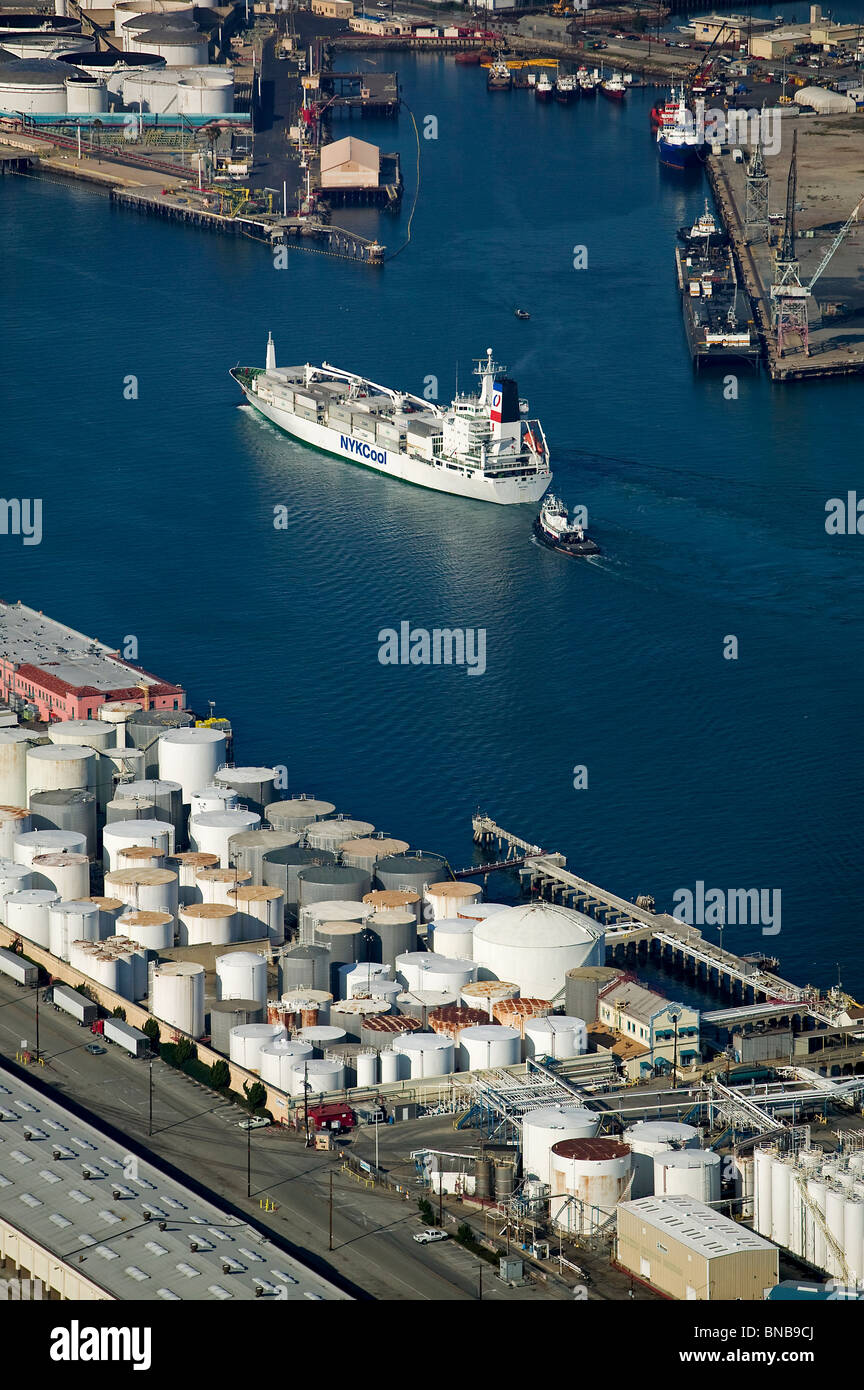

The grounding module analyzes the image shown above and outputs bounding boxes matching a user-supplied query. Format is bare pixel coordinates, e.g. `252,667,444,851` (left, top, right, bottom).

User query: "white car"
238,1117,271,1130
413,1229,449,1245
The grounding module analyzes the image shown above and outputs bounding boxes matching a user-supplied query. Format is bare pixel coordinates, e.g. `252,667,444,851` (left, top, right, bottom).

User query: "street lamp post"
34,984,40,1061
148,1061,153,1136
247,1114,251,1198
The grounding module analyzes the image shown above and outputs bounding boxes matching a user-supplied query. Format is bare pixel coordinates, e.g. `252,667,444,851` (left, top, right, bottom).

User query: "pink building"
0,600,185,723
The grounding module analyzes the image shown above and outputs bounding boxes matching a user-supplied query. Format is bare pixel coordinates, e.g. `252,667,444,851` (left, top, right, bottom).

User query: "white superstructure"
231,340,552,506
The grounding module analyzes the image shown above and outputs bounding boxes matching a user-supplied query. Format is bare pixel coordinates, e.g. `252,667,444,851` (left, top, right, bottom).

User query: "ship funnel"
266,332,276,371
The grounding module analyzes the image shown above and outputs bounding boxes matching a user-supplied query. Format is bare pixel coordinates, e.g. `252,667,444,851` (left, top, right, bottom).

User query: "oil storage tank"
3,889,59,947
165,850,218,904
521,1105,602,1184
126,20,209,65
227,829,299,881
30,851,89,899
363,888,421,922
0,857,32,900
457,1024,520,1072
290,1058,344,1097
14,828,87,868
188,810,260,867
471,902,605,1002
0,729,42,805
177,901,235,946
306,816,374,854
156,727,226,803
360,1013,424,1050
229,1022,286,1072
176,70,233,114
49,900,101,960
190,784,237,817
339,835,408,874
102,818,174,872
105,867,178,917
461,979,520,1017
395,952,476,993
374,851,446,895
259,1038,314,1092
654,1150,721,1205
430,917,475,960
0,56,74,114
279,943,329,994
424,881,482,922
298,863,370,907
47,719,115,753
209,998,263,1055
115,779,183,842
195,867,250,905
314,920,368,995
550,1138,632,1235
367,910,417,969
29,788,97,857
151,961,204,1039
565,965,623,1025
523,1015,587,1060
26,743,95,799
118,908,174,952
0,807,31,860
394,1032,454,1079
226,885,285,944
262,845,335,914
329,998,389,1041
265,796,335,832
214,766,278,817
622,1120,701,1199
215,950,268,1006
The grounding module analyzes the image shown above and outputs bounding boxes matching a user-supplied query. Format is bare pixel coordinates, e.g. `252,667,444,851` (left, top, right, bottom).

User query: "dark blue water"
2,58,862,996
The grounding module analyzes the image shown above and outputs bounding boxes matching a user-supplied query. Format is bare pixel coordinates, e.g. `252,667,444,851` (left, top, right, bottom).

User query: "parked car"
238,1117,271,1130
413,1229,449,1245
85,1044,106,1056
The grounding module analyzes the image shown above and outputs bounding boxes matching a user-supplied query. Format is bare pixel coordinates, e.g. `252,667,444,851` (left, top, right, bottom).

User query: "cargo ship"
231,339,553,505
675,238,761,369
533,495,600,557
600,72,626,101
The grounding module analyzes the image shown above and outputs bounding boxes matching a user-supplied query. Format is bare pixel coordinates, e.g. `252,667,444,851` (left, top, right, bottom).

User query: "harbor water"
2,54,862,994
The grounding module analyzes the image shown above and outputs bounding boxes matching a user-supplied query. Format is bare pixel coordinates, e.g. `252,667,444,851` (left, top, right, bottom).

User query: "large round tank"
550,1138,632,1234
127,708,194,775
0,56,71,114
329,999,390,1041
175,69,233,114
97,699,143,749
279,989,332,1027
339,835,409,874
227,830,299,882
825,1185,846,1277
189,784,238,818
49,900,100,960
363,887,421,922
47,719,115,753
396,989,458,1021
226,885,284,945
428,1004,490,1043
165,850,218,904
807,1177,828,1269
116,844,165,869
117,908,174,952
13,828,87,868
26,743,95,799
278,943,329,994
565,965,623,1024
424,881,482,922
105,867,178,917
178,901,235,946
126,22,209,66
0,806,31,860
262,845,335,912
188,810,260,867
456,902,510,922
297,863,371,908
654,1149,721,1205
215,950,268,1007
84,896,125,939
430,917,475,960
28,788,97,857
457,1024,520,1072
30,851,89,898
258,1038,314,1091
380,1048,401,1084
152,962,204,1038
291,1058,344,1097
264,796,335,832
395,951,476,993
522,1105,602,1184
393,1032,454,1079
0,730,40,805
115,779,183,842
342,961,390,1000
843,1196,864,1284
374,851,447,894
229,1022,286,1072
491,998,553,1035
622,1120,701,1199
102,818,174,872
471,902,605,1001
106,796,157,826
208,998,263,1054
306,817,374,854
114,0,193,38
213,766,277,817
313,920,367,995
298,1024,348,1056
523,1015,587,1060
360,1013,424,1049
460,979,520,1019
355,1050,378,1088
195,867,251,906
0,857,32,900
157,728,226,803
4,888,59,946
367,910,417,969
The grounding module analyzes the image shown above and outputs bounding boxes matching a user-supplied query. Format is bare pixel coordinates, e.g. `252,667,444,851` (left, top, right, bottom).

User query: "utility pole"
34,984,40,1061
148,1061,153,1136
304,1061,310,1143
329,1171,333,1251
438,1170,443,1226
478,1264,483,1301
246,1116,251,1198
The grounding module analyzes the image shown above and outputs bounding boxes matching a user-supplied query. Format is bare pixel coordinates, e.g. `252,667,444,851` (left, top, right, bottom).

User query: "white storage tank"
355,1050,378,1088
523,1015,587,1060
178,902,235,946
215,951,268,1007
195,867,251,905
115,778,183,841
258,1038,314,1091
29,788,96,858
843,1195,864,1284
0,806,31,859
189,784,238,818
460,979,520,1019
471,901,605,1001
341,960,390,998
394,1032,454,1078
102,818,174,872
521,1104,602,1185
550,1138,632,1235
118,908,174,952
298,1024,347,1056
229,1022,286,1072
770,1156,791,1250
457,1024,520,1072
306,817,375,854
47,719,115,753
127,22,209,66
49,900,100,960
213,765,277,816
0,858,32,900
430,917,475,959
105,867,178,917
380,1048,401,1084
152,961,205,1038
165,850,219,903
14,827,86,867
225,884,284,944
26,743,95,799
0,730,40,805
157,728,227,803
291,1058,344,1097
0,57,71,115
114,0,193,37
622,1120,701,1199
456,902,509,922
653,1150,721,1205
4,888,59,947
189,810,260,867
97,699,143,748
363,887,422,922
754,1146,773,1237
31,851,89,899
395,951,476,993
423,881,482,922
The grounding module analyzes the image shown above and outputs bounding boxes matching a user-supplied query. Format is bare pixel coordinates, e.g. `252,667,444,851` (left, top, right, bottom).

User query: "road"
0,977,562,1301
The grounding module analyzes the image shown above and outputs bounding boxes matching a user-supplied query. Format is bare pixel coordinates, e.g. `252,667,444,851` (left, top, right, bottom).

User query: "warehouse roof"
601,980,694,1026
0,1064,346,1301
619,1195,775,1258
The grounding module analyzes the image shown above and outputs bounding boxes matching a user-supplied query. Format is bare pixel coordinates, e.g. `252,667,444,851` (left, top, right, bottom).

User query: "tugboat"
486,54,512,91
535,70,554,101
600,72,626,101
677,200,728,250
578,67,599,96
555,72,578,103
533,495,600,556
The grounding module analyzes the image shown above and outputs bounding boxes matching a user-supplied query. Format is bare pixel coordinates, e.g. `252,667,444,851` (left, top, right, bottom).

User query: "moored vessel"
533,495,600,556
656,89,704,169
486,54,512,91
555,73,578,103
231,339,552,505
600,72,626,101
535,69,553,101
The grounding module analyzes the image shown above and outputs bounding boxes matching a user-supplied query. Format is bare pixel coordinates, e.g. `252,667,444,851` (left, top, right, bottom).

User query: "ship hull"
533,519,600,556
658,137,704,169
600,85,625,101
236,381,551,505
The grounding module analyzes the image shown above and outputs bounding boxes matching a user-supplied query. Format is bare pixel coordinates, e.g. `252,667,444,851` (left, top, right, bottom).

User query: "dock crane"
771,130,864,356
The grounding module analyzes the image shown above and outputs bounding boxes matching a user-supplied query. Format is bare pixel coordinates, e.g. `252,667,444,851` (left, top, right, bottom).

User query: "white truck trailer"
103,1017,150,1059
52,984,99,1027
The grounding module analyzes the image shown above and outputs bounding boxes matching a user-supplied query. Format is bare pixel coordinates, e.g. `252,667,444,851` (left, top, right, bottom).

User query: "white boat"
535,70,553,101
231,339,553,505
533,495,600,556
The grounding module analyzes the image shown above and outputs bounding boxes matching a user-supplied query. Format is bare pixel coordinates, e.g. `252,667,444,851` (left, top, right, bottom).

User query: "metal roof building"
0,1064,347,1301
617,1194,778,1301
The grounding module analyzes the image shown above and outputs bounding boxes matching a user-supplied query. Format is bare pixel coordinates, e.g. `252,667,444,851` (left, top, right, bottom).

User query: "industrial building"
0,600,185,723
598,978,699,1074
688,14,773,46
311,0,353,16
617,1195,778,1301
